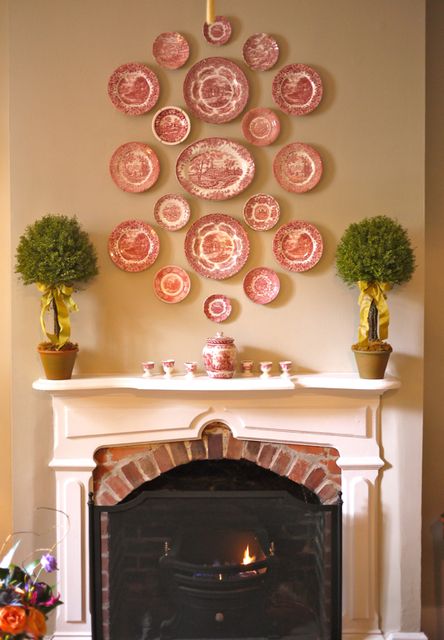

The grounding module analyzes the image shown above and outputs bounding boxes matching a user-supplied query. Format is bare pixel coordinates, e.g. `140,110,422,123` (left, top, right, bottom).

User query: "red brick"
169,442,189,466
139,453,160,480
121,461,145,489
288,458,310,484
305,467,327,492
271,450,292,476
105,474,131,501
227,436,243,459
258,444,278,468
153,445,174,473
96,490,117,507
243,440,261,462
94,448,111,464
327,458,341,475
190,440,207,460
207,433,223,459
108,445,147,462
317,482,340,504
288,443,326,456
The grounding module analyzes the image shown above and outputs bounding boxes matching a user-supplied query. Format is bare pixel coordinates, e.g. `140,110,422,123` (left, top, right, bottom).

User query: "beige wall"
8,0,427,636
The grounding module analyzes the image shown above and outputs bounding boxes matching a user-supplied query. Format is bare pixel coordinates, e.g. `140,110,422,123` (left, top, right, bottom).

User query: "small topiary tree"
15,214,99,350
335,215,415,350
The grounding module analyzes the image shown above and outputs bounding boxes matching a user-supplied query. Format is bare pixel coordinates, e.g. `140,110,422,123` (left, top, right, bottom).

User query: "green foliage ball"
15,214,98,287
336,215,415,286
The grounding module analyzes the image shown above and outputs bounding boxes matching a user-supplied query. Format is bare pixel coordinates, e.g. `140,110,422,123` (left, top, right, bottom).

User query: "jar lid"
206,331,234,345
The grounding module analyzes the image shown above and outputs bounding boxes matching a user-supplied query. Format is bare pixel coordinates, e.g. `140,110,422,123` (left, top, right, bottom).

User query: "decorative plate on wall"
243,193,280,231
109,142,160,193
154,194,190,231
152,32,190,69
203,16,232,45
108,63,160,115
176,137,255,200
184,213,250,279
242,33,279,71
272,63,323,115
153,265,191,303
108,220,160,272
243,267,280,304
152,106,191,145
241,107,280,146
272,220,323,272
273,142,322,193
203,294,232,322
183,57,249,124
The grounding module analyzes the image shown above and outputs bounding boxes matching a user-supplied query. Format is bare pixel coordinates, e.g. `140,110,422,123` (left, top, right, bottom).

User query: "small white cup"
184,361,198,377
279,360,292,377
142,361,155,377
241,360,254,376
260,361,273,378
162,359,175,377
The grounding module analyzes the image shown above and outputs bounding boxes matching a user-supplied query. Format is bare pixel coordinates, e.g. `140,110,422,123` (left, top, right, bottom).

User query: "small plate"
154,194,190,231
203,16,232,46
243,267,280,304
243,193,280,231
152,32,190,69
110,142,160,193
108,220,160,272
152,106,191,145
272,63,323,115
153,265,191,303
242,33,279,71
241,107,280,146
108,63,160,115
273,142,322,193
273,220,323,272
204,294,232,322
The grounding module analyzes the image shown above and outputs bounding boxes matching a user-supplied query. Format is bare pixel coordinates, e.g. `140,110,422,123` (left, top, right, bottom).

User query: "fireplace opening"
89,459,342,640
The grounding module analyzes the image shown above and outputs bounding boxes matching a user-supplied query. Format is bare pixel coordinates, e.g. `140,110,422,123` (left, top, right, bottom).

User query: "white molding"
385,633,428,640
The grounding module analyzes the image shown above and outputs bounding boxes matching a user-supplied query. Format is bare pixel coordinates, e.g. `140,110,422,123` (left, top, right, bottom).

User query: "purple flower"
40,553,58,573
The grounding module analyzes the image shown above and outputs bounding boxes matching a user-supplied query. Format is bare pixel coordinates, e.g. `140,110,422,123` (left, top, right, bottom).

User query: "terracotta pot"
38,346,78,380
202,332,237,379
353,348,391,379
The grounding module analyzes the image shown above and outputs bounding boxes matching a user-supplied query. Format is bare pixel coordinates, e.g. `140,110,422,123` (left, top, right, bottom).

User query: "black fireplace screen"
89,462,342,640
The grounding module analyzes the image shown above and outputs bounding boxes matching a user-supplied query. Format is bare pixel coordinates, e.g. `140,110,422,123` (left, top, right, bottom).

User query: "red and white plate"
241,107,280,146
242,33,279,71
203,294,232,322
203,16,232,45
110,142,160,193
273,142,322,193
154,194,190,231
153,265,191,303
243,267,280,304
243,193,280,231
108,63,160,115
152,106,191,145
176,137,255,200
152,32,190,69
273,221,323,272
272,63,323,115
183,57,249,124
185,213,250,279
108,220,160,272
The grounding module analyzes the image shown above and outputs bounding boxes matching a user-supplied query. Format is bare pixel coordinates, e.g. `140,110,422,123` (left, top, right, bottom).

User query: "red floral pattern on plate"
183,57,249,124
203,16,232,45
272,63,323,115
152,32,190,69
154,194,190,231
108,63,160,115
241,107,280,146
110,142,160,193
184,213,250,280
153,265,191,303
203,294,232,322
242,33,279,71
243,193,280,231
108,220,160,272
152,106,191,145
273,142,322,193
243,267,280,304
273,220,323,272
176,137,255,200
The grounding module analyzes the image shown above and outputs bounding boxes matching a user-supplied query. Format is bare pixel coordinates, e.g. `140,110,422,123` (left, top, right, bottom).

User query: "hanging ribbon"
206,0,215,24
37,283,78,348
357,281,391,346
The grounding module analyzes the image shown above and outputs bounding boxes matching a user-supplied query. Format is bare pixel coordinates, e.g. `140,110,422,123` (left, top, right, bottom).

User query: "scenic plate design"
273,220,323,272
108,220,160,272
154,194,191,231
108,63,160,115
243,267,280,304
153,265,191,303
242,33,279,71
273,142,323,193
183,57,249,124
241,107,280,146
203,16,232,46
176,137,255,200
203,294,232,322
184,213,250,279
152,32,190,69
243,193,280,231
109,142,160,193
272,63,323,115
152,106,191,145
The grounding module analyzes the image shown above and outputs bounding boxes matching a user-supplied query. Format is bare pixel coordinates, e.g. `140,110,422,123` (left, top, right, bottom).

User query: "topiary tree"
335,215,415,350
15,214,99,349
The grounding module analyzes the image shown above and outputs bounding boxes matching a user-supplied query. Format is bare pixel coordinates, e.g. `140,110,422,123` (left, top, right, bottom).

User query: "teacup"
260,361,273,378
241,360,254,376
162,359,175,377
279,360,292,377
142,361,155,377
184,361,198,377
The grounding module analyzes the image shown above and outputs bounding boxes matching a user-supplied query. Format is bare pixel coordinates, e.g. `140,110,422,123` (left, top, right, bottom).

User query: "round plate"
110,142,160,193
243,193,280,231
153,265,191,303
203,16,232,46
108,220,160,272
203,294,232,322
183,57,249,124
108,63,160,115
154,194,190,231
273,142,322,193
176,137,255,200
241,107,280,146
152,106,191,145
272,63,323,115
242,33,279,71
152,32,190,69
185,213,250,280
243,267,280,304
273,221,323,272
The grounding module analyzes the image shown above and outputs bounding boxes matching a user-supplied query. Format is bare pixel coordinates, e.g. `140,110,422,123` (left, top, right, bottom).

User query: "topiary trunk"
368,299,379,341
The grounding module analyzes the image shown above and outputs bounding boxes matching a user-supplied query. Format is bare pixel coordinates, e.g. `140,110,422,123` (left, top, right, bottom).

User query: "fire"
241,545,256,565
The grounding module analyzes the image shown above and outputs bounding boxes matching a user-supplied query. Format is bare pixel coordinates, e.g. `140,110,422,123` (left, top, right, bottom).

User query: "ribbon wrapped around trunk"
37,283,78,348
357,281,391,346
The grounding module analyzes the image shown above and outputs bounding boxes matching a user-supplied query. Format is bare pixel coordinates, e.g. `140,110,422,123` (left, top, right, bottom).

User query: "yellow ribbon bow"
37,283,78,348
357,281,391,346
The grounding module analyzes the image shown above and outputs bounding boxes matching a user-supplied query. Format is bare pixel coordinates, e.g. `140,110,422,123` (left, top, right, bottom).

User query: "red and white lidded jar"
202,332,237,379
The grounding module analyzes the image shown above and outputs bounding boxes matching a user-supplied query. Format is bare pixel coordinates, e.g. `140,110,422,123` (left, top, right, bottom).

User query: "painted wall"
8,0,426,635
